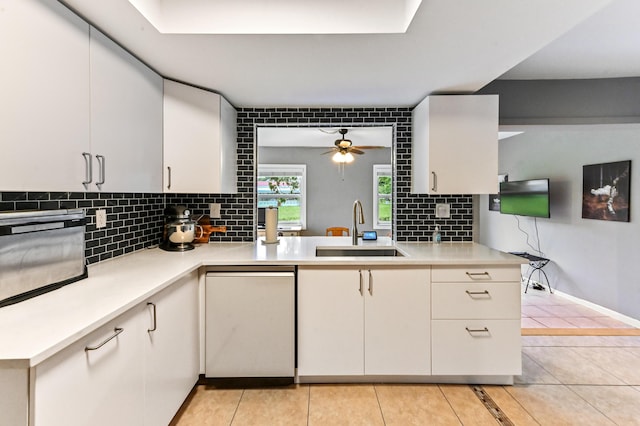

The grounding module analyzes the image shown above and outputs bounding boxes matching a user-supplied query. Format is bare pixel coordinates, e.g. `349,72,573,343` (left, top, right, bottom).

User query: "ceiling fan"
322,128,385,163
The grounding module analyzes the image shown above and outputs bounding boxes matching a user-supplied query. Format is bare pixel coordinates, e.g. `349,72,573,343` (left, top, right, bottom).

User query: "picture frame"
582,160,631,222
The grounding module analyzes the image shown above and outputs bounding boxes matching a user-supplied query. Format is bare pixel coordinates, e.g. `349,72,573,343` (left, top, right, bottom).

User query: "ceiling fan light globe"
332,151,347,163
345,152,355,163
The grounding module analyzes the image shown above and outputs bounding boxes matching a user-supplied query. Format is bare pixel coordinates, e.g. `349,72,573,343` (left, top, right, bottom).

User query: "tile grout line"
228,389,245,426
372,384,387,426
470,385,515,426
437,385,463,425
562,384,621,425
306,385,311,426
500,386,542,425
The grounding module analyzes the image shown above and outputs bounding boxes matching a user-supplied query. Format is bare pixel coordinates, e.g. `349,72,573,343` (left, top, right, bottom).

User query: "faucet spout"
352,199,365,245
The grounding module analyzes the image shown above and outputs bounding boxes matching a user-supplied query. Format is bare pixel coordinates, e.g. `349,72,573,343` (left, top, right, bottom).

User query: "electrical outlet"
435,203,450,218
96,209,107,228
209,203,221,219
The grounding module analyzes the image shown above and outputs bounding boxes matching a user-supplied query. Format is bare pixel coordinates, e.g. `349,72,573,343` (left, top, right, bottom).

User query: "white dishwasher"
205,267,295,382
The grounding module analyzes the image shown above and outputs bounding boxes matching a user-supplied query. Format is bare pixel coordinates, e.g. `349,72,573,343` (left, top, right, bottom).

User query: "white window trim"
373,164,392,230
257,164,307,229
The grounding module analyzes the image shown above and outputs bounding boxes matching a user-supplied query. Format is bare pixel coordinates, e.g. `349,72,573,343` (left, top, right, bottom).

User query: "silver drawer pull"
465,327,490,335
466,272,490,279
466,290,490,296
85,327,123,351
147,302,157,332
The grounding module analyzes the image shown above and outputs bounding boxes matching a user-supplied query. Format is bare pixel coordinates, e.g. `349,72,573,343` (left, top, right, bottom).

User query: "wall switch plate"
435,203,450,218
96,209,107,228
209,203,221,219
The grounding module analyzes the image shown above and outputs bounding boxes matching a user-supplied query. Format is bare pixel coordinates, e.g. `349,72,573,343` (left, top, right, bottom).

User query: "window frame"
373,164,392,230
257,164,307,229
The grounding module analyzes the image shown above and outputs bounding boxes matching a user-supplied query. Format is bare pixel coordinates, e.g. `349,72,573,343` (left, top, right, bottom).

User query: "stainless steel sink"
315,246,404,257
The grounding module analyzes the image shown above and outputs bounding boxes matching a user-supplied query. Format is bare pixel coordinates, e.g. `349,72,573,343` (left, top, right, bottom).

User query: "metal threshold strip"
470,385,515,426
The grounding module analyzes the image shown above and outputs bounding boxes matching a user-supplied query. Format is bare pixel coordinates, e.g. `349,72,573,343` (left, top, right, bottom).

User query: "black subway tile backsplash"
0,107,473,266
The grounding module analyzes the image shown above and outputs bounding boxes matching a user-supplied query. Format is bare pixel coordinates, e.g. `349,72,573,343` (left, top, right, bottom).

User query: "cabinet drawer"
432,282,521,319
431,320,521,376
432,265,521,282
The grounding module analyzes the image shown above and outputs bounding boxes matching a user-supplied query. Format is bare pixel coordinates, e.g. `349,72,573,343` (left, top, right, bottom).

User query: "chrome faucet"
352,199,365,245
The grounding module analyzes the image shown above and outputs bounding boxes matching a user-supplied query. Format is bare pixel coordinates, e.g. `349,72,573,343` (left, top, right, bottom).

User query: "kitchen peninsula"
0,238,525,426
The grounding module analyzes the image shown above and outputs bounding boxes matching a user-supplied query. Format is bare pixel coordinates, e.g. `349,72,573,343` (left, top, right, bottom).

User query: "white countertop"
0,237,524,368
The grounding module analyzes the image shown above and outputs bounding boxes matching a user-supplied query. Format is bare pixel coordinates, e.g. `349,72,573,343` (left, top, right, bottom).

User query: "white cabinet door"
32,307,145,426
298,266,430,377
0,0,90,192
411,95,498,194
163,80,237,194
89,28,163,193
364,267,430,375
298,267,364,376
144,271,199,426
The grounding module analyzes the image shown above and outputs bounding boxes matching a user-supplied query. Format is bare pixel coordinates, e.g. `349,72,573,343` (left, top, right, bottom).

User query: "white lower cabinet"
32,306,145,426
431,265,522,376
144,271,199,426
30,271,199,426
298,266,430,377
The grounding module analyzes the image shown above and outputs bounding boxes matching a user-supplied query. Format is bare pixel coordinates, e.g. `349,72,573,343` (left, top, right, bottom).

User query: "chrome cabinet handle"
85,327,123,351
466,272,490,279
465,327,490,335
368,270,373,296
466,290,490,296
147,302,157,332
82,152,92,188
167,166,172,190
96,155,105,188
431,171,437,192
358,270,363,295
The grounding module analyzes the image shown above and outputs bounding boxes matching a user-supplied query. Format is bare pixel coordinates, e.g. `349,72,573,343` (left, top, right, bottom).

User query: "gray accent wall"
478,77,640,320
259,146,392,236
479,126,640,319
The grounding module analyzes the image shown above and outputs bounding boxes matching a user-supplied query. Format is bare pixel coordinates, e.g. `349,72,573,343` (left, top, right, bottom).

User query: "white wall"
479,125,640,320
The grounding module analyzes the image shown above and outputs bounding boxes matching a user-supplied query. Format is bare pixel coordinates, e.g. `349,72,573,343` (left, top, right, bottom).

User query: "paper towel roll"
265,207,278,243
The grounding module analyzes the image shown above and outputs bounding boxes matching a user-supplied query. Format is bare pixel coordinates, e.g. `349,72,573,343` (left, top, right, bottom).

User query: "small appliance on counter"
160,205,203,252
0,209,87,308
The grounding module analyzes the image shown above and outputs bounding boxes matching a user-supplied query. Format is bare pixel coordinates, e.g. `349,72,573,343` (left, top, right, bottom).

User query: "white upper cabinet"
89,28,163,193
163,80,238,194
0,1,163,193
0,0,90,192
411,95,499,194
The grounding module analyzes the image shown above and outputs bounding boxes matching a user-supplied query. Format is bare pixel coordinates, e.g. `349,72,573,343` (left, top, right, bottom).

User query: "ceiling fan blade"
352,145,386,150
350,148,365,155
321,149,338,155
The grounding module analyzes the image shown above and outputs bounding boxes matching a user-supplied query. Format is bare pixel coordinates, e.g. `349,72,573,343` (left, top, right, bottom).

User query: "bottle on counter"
432,226,441,244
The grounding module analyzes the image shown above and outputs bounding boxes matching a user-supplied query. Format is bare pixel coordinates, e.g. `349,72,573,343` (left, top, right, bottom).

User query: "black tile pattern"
237,107,473,242
0,108,474,267
0,192,164,265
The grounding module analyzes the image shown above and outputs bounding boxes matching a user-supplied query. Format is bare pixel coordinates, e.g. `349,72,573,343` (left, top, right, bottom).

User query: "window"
257,164,306,228
373,164,392,229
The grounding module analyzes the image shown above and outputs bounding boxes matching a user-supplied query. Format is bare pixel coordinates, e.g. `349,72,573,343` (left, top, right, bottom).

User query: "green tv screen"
499,179,550,218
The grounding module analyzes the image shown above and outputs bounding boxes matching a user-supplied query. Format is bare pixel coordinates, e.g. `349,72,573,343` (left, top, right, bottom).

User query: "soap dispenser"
432,226,441,244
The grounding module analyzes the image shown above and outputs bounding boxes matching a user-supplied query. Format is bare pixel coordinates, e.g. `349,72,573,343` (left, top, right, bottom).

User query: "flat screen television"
499,179,550,218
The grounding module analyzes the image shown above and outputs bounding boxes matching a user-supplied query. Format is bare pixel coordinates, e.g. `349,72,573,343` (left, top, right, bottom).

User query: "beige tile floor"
521,284,634,329
173,288,640,425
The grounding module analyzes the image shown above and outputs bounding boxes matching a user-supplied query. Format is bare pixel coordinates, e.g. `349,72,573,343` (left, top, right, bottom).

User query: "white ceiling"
60,0,639,108
500,0,640,80
258,127,393,148
126,0,422,34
